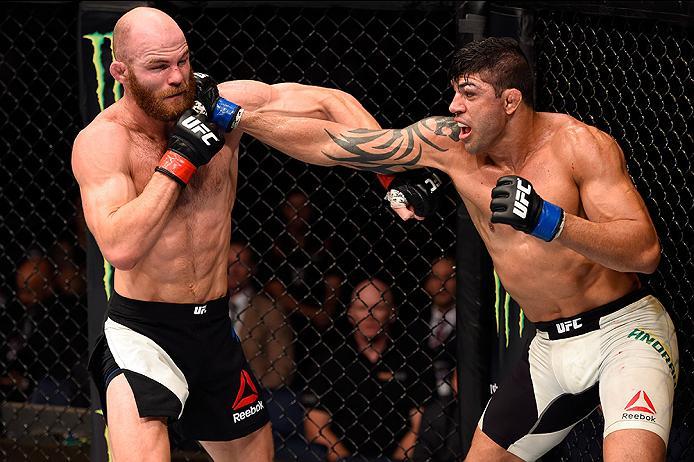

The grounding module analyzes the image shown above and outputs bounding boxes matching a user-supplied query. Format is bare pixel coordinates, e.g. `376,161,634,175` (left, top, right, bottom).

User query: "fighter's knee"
465,427,524,462
604,428,665,462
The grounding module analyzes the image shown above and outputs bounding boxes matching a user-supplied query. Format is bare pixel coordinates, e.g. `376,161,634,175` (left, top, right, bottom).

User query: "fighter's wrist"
155,150,197,187
211,97,244,132
531,200,565,242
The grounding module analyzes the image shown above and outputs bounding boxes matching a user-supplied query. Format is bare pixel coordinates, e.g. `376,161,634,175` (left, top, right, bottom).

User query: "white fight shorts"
479,288,679,461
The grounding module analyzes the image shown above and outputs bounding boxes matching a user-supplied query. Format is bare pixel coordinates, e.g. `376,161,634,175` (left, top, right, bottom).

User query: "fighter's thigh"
603,428,665,462
600,307,677,447
465,427,524,462
106,374,170,462
199,423,273,462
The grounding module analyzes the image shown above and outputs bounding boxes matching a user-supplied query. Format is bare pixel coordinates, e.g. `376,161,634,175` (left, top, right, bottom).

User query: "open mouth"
457,122,472,139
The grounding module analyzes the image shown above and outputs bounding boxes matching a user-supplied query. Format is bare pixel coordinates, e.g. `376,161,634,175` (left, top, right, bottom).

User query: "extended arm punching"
238,111,462,173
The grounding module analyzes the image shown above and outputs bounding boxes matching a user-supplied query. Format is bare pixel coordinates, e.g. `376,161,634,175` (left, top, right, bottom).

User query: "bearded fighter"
72,6,379,461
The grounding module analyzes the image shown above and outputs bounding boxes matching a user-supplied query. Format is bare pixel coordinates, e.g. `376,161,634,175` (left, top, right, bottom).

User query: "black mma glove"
490,175,565,242
155,109,225,187
381,169,444,218
192,72,243,132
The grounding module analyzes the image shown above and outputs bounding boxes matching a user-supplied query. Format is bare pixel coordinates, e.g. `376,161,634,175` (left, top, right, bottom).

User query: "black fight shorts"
88,291,269,441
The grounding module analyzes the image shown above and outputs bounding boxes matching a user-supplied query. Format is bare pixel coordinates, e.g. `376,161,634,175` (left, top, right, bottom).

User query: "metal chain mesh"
0,3,91,460
0,2,459,460
533,8,693,462
169,4,459,460
2,2,691,461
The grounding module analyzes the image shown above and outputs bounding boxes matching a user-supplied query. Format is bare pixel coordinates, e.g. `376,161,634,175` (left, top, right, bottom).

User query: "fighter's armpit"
322,116,461,174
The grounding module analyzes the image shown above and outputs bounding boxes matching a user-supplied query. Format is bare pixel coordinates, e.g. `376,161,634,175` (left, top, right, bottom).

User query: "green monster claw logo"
493,270,526,347
82,32,122,111
83,31,121,299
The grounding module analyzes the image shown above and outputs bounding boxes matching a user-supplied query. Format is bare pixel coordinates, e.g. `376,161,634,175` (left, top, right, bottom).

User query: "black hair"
448,37,534,108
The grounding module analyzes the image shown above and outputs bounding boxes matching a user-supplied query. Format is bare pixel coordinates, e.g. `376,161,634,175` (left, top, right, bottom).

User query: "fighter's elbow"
636,239,661,274
102,245,141,271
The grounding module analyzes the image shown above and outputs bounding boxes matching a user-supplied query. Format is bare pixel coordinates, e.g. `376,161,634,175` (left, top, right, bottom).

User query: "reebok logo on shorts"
622,390,656,422
232,370,264,423
627,327,678,382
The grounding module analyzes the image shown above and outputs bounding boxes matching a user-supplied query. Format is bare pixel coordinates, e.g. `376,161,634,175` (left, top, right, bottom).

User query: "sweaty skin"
238,75,660,322
72,12,379,305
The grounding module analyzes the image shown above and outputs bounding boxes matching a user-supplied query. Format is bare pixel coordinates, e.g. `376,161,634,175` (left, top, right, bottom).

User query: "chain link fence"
170,3,459,460
1,1,691,461
0,2,91,460
531,6,693,461
1,2,459,460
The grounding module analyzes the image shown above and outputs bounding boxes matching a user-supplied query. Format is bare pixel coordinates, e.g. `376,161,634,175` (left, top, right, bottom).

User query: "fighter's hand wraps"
155,110,225,187
379,170,444,218
490,175,566,242
192,72,243,132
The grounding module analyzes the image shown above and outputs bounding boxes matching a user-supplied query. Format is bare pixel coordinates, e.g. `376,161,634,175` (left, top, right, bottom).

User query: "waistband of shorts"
108,290,229,323
534,288,652,340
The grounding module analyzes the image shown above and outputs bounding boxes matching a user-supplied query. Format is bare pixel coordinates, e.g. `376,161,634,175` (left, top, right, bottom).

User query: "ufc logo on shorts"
512,179,532,218
193,305,207,315
556,318,582,334
181,115,220,146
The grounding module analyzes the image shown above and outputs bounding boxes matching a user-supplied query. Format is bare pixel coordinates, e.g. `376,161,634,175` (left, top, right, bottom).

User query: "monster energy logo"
627,327,678,384
493,270,526,348
83,32,122,111
83,31,121,299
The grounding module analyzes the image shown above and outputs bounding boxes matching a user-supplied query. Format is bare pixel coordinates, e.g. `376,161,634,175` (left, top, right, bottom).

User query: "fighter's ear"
502,88,523,115
110,61,128,85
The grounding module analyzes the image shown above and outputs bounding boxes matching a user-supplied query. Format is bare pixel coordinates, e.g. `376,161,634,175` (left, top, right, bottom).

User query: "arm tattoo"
322,116,461,173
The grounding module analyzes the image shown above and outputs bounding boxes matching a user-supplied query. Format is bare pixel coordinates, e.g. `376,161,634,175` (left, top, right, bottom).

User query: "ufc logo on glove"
182,115,220,146
512,179,532,218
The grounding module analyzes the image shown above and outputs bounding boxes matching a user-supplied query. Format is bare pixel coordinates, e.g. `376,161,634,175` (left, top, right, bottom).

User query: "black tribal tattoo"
322,116,462,174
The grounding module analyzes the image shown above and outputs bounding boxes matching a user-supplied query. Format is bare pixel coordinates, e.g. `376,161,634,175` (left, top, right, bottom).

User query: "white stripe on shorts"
104,318,189,418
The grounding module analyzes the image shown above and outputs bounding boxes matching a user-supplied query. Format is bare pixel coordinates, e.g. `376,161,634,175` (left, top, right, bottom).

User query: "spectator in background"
264,190,343,328
227,241,258,325
9,253,58,402
1,287,31,402
261,190,344,393
228,242,309,461
49,239,89,407
424,256,456,399
51,239,87,302
302,279,434,462
412,369,460,462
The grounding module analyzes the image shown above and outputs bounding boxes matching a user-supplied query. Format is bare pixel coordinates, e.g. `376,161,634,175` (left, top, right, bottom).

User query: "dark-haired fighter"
72,6,380,461
235,37,678,462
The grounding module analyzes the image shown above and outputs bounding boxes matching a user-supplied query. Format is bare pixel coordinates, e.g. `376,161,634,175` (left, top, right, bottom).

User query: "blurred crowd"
1,191,458,461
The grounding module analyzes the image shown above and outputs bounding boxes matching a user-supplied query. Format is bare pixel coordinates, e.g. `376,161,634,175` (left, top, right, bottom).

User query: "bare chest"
128,138,237,215
452,150,581,244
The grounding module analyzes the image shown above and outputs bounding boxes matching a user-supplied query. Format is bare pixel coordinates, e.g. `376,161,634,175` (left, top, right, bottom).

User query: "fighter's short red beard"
126,67,196,121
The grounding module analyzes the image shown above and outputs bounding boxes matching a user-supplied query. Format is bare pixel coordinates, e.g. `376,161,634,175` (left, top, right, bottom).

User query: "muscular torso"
446,113,639,321
118,127,240,302
93,104,243,303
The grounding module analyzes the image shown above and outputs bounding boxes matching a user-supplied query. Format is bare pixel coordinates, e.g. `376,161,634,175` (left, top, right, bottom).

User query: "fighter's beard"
126,68,196,121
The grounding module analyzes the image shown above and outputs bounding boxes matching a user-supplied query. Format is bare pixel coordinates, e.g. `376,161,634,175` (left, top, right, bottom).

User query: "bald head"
113,7,185,64
349,278,395,339
351,279,393,307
